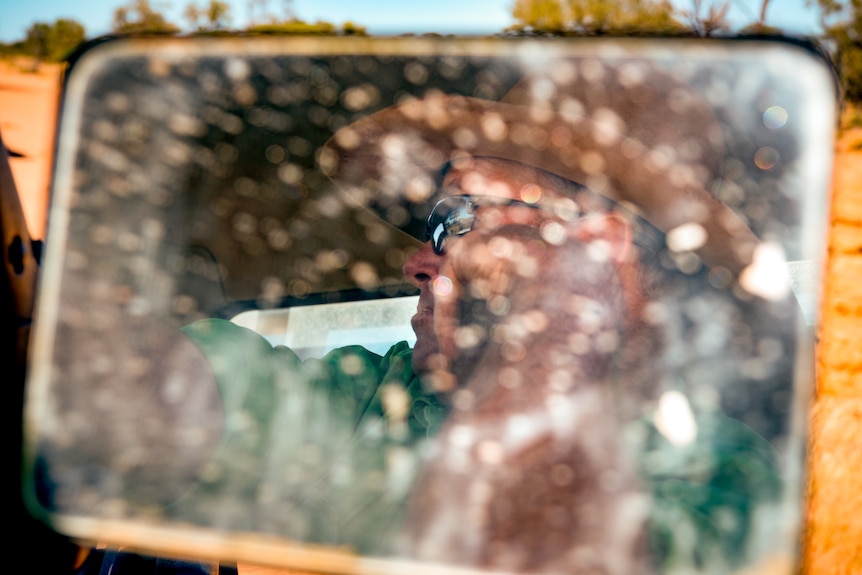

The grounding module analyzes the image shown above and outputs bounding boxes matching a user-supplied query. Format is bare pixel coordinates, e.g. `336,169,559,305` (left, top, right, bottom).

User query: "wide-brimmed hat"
320,59,758,275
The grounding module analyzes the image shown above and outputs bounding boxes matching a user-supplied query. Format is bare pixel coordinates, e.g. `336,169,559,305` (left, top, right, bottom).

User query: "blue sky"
1,0,823,43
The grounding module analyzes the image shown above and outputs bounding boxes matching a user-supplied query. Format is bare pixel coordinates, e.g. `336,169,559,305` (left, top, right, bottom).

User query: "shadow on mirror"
24,35,835,575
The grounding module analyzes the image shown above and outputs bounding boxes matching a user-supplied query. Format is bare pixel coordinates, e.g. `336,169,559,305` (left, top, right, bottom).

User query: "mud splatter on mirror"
24,36,834,575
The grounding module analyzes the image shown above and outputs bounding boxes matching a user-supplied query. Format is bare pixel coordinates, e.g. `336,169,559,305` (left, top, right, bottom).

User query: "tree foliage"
233,0,359,35
735,0,783,36
51,19,87,58
678,0,731,36
815,0,862,103
341,21,368,36
245,0,295,26
24,23,51,61
22,18,85,62
113,0,181,34
510,0,686,35
184,0,232,31
245,19,366,35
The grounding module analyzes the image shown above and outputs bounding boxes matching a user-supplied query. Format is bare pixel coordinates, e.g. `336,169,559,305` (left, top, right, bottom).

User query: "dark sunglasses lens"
425,197,474,255
429,222,446,254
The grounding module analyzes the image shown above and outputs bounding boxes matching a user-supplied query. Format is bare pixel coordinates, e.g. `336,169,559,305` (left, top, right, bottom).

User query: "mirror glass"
24,36,835,574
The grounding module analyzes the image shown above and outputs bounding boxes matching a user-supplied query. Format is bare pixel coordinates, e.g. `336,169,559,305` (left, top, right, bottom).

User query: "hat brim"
321,76,759,275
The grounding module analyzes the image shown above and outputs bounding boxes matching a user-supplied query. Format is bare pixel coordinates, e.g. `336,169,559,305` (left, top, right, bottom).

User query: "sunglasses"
424,195,559,255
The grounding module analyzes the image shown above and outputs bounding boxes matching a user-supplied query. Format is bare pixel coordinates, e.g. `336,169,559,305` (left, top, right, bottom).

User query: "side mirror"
24,35,836,574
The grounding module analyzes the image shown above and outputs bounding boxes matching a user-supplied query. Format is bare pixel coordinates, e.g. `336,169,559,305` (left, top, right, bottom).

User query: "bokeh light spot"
432,275,454,296
763,106,788,130
754,146,780,170
520,183,543,204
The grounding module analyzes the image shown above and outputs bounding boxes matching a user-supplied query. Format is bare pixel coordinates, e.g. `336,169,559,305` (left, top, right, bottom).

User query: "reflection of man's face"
403,156,585,376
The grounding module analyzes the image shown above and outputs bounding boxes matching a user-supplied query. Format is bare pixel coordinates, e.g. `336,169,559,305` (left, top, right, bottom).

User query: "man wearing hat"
313,58,795,572
74,58,796,575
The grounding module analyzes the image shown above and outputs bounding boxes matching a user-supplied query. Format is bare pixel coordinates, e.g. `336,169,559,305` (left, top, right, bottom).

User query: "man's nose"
403,242,440,288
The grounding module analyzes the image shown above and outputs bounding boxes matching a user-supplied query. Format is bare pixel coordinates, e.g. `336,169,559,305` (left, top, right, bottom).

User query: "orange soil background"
0,59,62,240
2,57,862,572
803,112,862,574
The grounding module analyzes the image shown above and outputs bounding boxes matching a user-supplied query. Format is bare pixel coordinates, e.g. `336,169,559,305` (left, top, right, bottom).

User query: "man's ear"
568,211,634,264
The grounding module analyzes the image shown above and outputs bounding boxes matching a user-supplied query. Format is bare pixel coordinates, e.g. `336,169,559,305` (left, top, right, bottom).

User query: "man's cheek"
431,234,513,360
433,281,503,371
431,272,460,360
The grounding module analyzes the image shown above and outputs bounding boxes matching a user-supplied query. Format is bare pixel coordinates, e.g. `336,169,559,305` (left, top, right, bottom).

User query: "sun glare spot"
654,390,697,447
740,242,792,301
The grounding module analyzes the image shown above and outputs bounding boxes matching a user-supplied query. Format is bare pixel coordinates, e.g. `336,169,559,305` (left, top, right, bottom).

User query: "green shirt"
174,318,446,554
177,318,784,569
